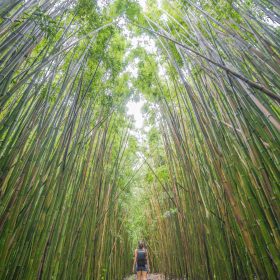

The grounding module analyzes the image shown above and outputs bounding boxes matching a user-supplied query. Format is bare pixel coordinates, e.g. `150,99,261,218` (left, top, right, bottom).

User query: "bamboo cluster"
0,1,132,279
0,0,279,279
140,0,280,278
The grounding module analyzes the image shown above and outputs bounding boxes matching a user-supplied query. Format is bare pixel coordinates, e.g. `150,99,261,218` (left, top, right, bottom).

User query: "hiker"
133,240,149,280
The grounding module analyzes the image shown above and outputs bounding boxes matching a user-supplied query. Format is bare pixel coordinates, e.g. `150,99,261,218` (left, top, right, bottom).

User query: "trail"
125,274,165,280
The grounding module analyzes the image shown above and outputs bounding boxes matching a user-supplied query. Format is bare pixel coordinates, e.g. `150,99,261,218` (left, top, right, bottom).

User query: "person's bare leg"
141,271,147,280
137,271,141,280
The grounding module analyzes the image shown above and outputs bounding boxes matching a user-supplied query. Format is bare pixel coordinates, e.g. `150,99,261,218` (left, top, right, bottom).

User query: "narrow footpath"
125,274,165,280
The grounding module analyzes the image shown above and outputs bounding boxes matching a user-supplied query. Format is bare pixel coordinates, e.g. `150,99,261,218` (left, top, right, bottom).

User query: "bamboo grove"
0,0,279,279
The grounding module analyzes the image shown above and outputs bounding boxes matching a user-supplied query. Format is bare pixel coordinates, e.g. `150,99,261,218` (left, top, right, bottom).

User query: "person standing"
132,240,149,280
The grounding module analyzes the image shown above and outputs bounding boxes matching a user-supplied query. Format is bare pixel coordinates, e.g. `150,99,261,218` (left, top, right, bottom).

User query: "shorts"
136,264,148,272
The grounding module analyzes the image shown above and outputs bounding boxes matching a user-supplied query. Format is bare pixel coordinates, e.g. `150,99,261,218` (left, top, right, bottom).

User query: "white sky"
126,98,145,129
97,0,147,10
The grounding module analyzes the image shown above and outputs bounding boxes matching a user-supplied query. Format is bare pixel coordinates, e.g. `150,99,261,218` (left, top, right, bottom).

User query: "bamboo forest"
0,0,279,279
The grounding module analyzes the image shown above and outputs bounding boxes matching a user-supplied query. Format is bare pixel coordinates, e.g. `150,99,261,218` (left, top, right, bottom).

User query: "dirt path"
147,275,164,280
125,274,165,280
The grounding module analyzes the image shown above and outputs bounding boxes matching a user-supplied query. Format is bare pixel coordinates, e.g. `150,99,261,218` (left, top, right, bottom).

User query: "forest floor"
125,273,165,280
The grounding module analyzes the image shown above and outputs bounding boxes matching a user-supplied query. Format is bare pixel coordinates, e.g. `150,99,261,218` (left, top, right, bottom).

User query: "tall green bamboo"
0,1,136,279
130,0,279,278
0,0,279,279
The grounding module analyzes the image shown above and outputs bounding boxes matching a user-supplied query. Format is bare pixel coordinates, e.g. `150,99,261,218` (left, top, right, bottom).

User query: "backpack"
137,249,147,266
